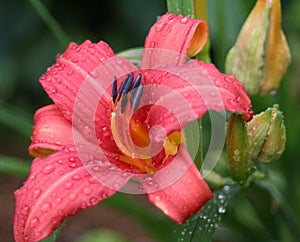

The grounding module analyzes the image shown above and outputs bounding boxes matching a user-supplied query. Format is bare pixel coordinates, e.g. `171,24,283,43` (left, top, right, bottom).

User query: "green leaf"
0,155,31,177
104,193,176,242
41,222,65,242
117,47,143,68
74,229,130,242
166,0,194,16
28,0,70,48
175,183,239,242
0,103,32,137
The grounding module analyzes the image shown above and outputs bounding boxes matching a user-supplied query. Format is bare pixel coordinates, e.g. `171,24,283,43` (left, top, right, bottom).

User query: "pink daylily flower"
14,13,253,241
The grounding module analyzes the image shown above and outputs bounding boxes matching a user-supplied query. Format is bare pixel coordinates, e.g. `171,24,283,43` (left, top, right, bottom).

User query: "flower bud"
226,113,251,182
225,0,291,95
247,105,286,163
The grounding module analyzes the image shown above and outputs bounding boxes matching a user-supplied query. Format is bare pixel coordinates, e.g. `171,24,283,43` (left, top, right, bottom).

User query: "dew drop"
150,41,156,48
72,174,81,181
68,162,77,168
42,165,55,174
113,183,120,189
41,202,52,212
218,207,226,214
224,185,230,192
81,201,87,209
83,187,92,194
88,177,98,184
155,22,166,32
89,197,98,205
180,17,188,24
32,230,42,239
33,188,42,198
234,149,240,155
50,88,57,94
67,70,73,76
64,181,73,190
21,206,30,215
101,126,110,137
30,217,39,228
69,193,77,200
233,154,240,161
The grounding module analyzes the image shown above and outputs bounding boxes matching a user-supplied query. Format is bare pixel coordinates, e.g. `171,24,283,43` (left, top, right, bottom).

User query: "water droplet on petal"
33,188,42,198
155,22,166,32
50,88,57,94
89,197,98,205
30,217,39,228
113,183,120,189
41,202,52,212
69,193,77,200
83,187,92,194
42,165,55,174
81,201,87,209
180,17,188,24
88,177,98,184
68,162,77,168
64,181,73,190
101,126,110,137
72,174,81,181
32,230,42,239
21,206,30,215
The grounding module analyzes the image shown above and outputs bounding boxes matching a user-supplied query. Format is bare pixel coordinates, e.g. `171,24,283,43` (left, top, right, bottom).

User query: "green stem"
0,155,31,177
28,0,69,48
167,0,194,16
194,0,211,63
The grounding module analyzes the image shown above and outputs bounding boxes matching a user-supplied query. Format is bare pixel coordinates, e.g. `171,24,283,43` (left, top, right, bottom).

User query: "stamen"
112,76,118,103
121,95,128,113
120,73,134,95
111,72,144,112
132,73,142,89
130,83,144,112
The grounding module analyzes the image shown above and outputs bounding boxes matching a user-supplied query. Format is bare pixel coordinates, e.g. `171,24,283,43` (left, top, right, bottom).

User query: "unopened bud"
247,105,286,163
226,113,251,182
225,0,291,95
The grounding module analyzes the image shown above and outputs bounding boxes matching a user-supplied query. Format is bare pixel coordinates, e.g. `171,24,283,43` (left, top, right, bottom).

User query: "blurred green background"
0,0,299,241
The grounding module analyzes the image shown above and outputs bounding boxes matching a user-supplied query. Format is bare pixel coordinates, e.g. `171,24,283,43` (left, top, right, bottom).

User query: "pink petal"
39,40,137,124
140,60,252,136
141,13,208,68
196,61,253,121
14,146,131,242
29,104,74,157
143,146,213,224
